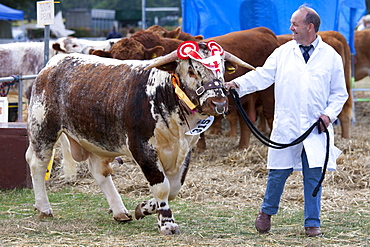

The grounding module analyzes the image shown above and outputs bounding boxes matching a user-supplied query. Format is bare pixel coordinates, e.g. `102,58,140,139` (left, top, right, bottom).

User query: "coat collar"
292,35,323,63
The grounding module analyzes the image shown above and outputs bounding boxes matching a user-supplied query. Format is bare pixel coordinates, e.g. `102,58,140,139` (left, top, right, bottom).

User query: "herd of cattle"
2,25,370,235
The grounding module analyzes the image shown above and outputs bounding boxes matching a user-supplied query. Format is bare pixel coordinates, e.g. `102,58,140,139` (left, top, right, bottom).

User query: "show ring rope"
229,88,329,197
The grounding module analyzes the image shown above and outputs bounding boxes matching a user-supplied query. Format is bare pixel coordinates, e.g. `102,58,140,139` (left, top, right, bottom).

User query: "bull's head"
145,41,255,116
52,37,90,54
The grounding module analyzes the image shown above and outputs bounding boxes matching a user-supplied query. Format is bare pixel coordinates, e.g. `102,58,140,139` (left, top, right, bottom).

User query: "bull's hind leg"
59,133,78,182
26,145,54,218
87,154,132,222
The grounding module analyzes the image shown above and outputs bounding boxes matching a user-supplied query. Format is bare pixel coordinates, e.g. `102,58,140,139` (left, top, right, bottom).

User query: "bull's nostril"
213,101,227,115
215,107,225,115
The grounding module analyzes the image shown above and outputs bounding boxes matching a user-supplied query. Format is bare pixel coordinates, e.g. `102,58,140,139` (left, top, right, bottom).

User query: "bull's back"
31,54,154,150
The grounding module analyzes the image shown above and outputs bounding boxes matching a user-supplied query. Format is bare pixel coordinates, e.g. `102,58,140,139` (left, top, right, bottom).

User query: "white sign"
0,97,8,123
37,1,54,26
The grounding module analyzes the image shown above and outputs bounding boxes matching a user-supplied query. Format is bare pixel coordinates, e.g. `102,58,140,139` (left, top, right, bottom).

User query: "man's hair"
299,4,321,32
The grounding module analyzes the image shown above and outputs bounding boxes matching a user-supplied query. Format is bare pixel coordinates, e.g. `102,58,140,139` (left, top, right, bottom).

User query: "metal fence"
351,75,370,123
0,74,37,122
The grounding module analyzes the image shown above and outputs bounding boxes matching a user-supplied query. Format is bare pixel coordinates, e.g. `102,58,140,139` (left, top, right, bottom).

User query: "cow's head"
92,38,165,60
145,41,255,116
147,25,204,41
52,37,90,54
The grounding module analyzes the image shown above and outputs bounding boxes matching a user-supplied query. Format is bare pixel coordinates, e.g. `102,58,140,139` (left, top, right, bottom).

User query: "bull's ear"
92,50,112,58
52,43,65,52
225,61,237,74
168,27,181,39
193,35,204,41
155,62,178,73
144,46,165,59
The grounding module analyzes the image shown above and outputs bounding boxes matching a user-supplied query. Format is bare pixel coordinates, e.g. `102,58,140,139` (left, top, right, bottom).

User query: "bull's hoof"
34,207,53,219
113,212,133,222
160,223,181,235
39,211,54,219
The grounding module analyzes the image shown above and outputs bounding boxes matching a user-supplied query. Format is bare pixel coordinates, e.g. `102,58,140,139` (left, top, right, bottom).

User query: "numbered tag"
185,116,214,135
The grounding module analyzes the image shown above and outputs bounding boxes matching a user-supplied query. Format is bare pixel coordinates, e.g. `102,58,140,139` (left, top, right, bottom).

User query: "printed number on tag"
185,116,214,135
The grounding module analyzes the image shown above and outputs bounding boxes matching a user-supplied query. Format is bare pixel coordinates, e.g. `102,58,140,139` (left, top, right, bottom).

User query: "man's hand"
225,81,238,91
318,114,330,133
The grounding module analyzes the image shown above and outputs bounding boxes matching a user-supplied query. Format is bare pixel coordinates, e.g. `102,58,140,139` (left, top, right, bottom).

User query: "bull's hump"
46,53,152,69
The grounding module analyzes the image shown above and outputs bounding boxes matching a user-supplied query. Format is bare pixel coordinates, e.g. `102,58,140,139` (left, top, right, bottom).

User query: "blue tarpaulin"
182,0,366,54
0,3,24,21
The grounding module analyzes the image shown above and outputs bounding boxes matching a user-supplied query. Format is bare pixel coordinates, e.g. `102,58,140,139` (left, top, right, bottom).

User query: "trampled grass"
0,187,369,246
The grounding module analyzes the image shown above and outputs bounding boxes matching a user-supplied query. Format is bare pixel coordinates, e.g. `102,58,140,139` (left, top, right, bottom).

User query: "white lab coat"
233,35,348,171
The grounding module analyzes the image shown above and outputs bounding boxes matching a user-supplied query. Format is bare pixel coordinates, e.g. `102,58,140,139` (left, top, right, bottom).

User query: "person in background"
106,26,122,40
225,4,348,237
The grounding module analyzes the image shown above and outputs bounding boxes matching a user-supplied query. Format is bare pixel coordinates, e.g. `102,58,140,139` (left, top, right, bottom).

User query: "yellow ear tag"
45,148,55,181
171,75,197,110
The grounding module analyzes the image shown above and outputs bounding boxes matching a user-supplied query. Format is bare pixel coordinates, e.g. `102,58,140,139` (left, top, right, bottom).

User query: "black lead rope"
229,89,329,197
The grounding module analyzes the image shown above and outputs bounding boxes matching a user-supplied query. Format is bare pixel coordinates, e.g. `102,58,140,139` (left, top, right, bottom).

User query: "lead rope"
230,89,329,197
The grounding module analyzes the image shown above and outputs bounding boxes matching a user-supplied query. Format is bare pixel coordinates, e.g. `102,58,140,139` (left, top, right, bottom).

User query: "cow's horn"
225,51,255,70
144,50,178,71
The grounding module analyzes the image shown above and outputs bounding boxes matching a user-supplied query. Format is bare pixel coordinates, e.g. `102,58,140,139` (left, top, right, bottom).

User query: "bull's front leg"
87,154,132,222
135,178,180,235
135,157,190,235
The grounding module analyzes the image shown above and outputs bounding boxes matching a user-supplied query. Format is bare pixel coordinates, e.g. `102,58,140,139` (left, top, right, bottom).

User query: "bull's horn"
144,50,178,71
225,51,255,70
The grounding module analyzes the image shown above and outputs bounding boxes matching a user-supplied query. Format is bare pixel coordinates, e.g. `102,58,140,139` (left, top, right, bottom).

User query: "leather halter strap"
195,79,223,96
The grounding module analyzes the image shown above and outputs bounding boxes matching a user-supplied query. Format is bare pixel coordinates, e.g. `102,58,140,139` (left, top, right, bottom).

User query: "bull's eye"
73,45,78,48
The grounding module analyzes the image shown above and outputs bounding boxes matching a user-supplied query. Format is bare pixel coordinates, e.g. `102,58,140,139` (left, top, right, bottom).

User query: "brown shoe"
255,211,271,233
305,227,322,237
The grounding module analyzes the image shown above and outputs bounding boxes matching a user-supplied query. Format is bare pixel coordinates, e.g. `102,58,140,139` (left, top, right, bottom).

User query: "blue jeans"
260,148,322,227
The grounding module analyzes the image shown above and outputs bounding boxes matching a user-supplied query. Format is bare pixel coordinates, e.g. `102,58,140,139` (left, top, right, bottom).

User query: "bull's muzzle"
213,101,227,115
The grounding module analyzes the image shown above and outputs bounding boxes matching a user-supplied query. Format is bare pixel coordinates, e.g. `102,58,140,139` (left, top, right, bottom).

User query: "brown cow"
354,29,370,81
277,31,352,139
92,30,183,60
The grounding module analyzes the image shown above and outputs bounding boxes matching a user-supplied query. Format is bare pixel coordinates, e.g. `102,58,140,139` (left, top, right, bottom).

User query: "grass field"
0,187,369,246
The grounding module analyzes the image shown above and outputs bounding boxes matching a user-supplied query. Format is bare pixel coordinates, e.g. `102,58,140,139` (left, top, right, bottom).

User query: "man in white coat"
226,5,348,237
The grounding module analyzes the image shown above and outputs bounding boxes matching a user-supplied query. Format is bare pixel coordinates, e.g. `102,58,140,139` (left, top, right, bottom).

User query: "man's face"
289,9,310,44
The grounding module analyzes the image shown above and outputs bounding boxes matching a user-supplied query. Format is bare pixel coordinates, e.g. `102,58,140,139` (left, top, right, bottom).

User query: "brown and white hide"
0,42,55,99
26,43,230,235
